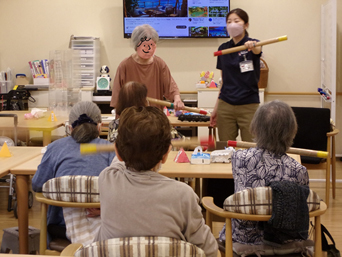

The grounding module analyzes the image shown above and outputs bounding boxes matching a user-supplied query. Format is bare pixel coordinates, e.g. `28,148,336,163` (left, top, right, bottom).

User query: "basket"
258,57,269,88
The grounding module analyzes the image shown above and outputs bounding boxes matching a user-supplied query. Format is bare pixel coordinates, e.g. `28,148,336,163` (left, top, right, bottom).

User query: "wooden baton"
147,97,209,115
227,140,328,158
80,137,215,155
214,35,288,57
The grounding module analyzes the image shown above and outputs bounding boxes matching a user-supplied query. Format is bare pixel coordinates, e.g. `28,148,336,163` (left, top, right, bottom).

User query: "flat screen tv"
123,0,230,38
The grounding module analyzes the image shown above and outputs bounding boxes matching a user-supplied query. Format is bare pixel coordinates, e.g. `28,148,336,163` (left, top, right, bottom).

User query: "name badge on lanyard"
239,54,254,73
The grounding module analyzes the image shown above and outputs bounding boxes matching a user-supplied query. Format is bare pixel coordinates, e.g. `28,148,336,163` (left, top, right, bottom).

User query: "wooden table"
8,150,232,254
10,149,300,254
101,114,216,139
0,111,67,146
6,147,44,255
161,151,233,178
0,146,43,177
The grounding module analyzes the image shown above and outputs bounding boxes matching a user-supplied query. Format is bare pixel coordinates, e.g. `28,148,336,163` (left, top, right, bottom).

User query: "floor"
0,160,341,254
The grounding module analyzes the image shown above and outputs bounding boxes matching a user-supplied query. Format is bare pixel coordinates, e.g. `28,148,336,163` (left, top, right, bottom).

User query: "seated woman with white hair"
218,100,309,246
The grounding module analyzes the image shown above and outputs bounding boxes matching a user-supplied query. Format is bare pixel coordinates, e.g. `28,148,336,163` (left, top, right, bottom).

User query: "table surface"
167,115,212,127
0,146,43,177
9,150,301,179
10,150,233,178
101,114,211,128
161,151,233,178
0,110,67,131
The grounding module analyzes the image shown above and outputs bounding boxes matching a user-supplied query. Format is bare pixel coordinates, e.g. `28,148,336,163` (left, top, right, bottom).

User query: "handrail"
180,91,342,96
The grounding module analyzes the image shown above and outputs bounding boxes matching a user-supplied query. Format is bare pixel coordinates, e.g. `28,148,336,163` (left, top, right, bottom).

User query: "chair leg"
325,166,330,207
314,215,322,257
332,136,336,199
205,209,212,230
225,218,233,257
219,249,225,257
39,203,47,255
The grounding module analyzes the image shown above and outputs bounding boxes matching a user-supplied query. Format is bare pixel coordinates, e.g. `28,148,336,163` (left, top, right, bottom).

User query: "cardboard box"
16,75,29,85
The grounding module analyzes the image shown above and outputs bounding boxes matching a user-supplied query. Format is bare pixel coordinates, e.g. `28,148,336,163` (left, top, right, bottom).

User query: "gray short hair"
250,100,297,155
69,101,102,143
131,24,159,51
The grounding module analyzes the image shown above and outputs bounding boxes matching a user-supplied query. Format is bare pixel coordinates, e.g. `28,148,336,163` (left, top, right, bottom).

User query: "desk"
8,148,44,255
0,146,43,177
0,111,67,146
101,115,215,139
160,151,233,179
10,150,300,254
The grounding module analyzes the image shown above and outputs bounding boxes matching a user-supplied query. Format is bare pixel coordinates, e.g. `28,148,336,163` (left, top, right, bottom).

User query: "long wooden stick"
214,35,288,57
81,137,328,158
147,97,209,115
228,140,328,158
80,138,214,155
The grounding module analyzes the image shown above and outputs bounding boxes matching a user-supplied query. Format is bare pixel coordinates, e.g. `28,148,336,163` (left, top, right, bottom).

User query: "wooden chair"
35,193,100,255
202,189,327,257
35,175,101,255
100,122,110,138
291,107,339,206
60,236,206,257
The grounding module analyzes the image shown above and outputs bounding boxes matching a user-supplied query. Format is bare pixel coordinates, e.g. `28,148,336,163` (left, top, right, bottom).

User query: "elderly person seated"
32,101,116,245
95,106,218,257
218,100,309,245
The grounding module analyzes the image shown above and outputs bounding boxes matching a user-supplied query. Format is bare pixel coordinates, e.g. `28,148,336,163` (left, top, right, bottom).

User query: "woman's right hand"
210,108,217,127
86,208,101,217
210,100,219,127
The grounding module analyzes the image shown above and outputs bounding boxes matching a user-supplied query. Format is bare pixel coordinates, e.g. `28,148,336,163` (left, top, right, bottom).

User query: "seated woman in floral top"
219,100,309,245
108,81,148,142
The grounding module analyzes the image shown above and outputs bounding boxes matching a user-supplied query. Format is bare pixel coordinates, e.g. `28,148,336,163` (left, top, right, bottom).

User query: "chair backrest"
42,175,100,202
291,107,331,164
73,237,206,257
36,175,100,255
202,185,327,257
224,184,321,256
223,186,321,215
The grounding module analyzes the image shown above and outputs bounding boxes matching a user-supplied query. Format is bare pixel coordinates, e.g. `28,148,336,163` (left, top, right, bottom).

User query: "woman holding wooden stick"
110,24,184,111
210,8,262,142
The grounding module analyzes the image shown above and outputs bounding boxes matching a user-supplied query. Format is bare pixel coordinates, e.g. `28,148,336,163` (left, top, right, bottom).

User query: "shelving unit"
70,37,100,88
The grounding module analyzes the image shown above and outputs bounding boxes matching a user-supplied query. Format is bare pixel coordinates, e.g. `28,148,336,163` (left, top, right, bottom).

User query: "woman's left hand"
173,95,184,111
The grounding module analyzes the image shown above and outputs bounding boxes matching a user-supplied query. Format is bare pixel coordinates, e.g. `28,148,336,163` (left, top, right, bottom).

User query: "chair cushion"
223,187,321,215
74,237,206,257
49,238,71,252
233,240,314,256
42,175,99,203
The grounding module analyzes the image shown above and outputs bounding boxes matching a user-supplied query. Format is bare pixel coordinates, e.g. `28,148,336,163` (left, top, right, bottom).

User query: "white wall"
0,0,341,154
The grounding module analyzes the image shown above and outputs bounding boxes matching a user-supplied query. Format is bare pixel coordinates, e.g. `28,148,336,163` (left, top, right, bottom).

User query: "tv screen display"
123,0,230,38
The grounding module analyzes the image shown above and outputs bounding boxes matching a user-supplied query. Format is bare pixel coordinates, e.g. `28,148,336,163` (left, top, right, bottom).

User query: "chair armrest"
35,192,100,208
309,201,327,217
60,243,83,256
202,197,226,217
202,196,271,221
327,128,339,137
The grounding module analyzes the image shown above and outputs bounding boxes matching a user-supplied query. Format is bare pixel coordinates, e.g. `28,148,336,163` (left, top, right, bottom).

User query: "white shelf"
71,38,100,89
92,96,111,102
